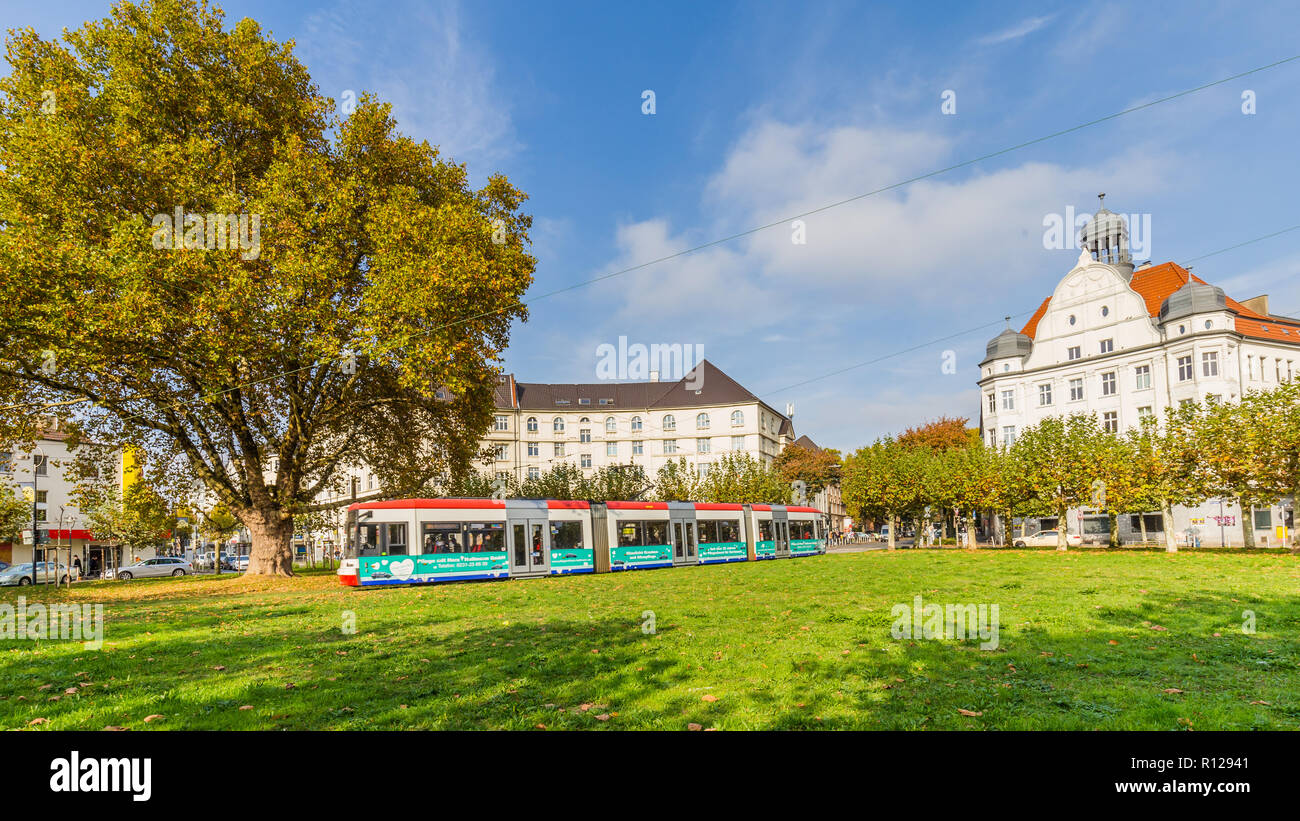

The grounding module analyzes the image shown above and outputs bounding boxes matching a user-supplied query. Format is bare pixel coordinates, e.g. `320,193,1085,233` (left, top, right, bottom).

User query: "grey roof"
1158,279,1227,324
980,328,1033,365
497,359,784,417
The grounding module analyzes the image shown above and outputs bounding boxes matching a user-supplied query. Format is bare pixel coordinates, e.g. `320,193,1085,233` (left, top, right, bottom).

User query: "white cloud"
976,14,1056,46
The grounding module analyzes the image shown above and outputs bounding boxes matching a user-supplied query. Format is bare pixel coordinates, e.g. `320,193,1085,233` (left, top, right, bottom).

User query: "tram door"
668,503,698,567
772,506,791,558
506,501,551,577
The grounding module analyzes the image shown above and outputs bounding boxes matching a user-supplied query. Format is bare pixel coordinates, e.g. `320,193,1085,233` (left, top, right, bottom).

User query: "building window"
606,442,617,457
1100,338,1114,354
494,415,509,431
526,416,538,433
987,428,996,447
1102,411,1119,434
1177,355,1193,382
495,445,508,461
528,467,540,480
1038,383,1053,406
730,410,744,426
554,443,565,457
696,413,710,429
1002,426,1016,447
579,398,591,405
527,442,539,457
580,454,592,468
1069,378,1084,402
1134,364,1151,390
1101,371,1116,396
697,438,711,453
1000,390,1014,411
1202,351,1219,377
697,463,710,478
632,441,643,456
0,452,10,473
1067,346,1081,361
553,417,565,433
663,439,677,455
605,417,616,433
631,416,643,432
1137,406,1153,420
986,393,995,413
731,436,745,450
663,414,676,431
599,398,612,406
34,455,48,477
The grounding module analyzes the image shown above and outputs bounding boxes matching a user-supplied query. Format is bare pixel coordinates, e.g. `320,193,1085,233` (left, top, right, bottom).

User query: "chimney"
785,402,795,419
649,370,659,383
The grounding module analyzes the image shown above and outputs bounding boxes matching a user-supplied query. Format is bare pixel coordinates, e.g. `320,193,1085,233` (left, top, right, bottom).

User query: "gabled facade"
978,200,1298,545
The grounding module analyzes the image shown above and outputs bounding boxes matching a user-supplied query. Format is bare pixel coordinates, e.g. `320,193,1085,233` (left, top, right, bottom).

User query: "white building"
978,199,1298,546
1,427,153,572
484,360,797,481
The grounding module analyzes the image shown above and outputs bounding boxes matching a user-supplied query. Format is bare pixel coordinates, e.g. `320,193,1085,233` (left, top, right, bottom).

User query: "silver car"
0,562,70,586
116,557,193,580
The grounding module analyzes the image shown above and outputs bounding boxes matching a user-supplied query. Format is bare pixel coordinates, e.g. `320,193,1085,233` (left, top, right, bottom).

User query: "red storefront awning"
45,529,96,540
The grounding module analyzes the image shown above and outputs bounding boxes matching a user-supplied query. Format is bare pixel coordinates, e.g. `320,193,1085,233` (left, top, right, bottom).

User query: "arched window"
526,417,538,433
696,412,710,429
730,410,743,427
605,417,616,433
663,414,676,431
579,417,590,424
631,416,643,432
553,417,565,433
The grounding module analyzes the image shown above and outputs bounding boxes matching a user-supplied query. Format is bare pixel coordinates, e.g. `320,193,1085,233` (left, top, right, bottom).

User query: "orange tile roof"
1019,261,1300,345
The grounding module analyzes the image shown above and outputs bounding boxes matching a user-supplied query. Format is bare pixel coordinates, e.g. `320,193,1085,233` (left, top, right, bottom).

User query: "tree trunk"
1108,511,1118,548
1162,502,1176,553
1139,512,1148,543
242,508,295,576
1057,504,1068,551
887,513,896,550
1239,498,1255,548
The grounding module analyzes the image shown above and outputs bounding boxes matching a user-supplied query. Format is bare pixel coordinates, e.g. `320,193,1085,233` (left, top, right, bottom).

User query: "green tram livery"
338,499,827,587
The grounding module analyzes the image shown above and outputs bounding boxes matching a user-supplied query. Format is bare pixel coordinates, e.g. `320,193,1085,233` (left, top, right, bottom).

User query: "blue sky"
8,0,1300,451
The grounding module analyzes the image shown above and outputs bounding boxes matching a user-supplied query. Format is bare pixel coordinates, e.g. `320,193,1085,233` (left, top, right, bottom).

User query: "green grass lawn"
2,548,1298,730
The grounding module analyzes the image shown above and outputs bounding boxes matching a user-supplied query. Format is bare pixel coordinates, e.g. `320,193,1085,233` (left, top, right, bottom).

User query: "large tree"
0,1,535,574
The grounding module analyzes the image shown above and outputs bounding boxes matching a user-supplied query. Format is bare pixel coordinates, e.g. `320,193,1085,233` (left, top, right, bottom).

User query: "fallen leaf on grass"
958,709,983,717
1163,688,1184,694
687,723,702,731
143,714,164,723
701,694,718,703
28,718,48,726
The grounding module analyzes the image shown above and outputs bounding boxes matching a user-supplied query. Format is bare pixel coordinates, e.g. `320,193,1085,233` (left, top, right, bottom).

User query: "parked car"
0,562,70,586
0,561,9,572
1014,530,1083,548
117,557,193,580
878,525,891,542
233,555,249,571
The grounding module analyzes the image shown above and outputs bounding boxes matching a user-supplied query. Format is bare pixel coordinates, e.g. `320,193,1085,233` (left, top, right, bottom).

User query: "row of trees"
843,384,1300,552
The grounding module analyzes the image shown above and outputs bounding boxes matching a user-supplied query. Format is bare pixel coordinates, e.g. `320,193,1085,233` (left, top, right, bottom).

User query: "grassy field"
2,548,1298,730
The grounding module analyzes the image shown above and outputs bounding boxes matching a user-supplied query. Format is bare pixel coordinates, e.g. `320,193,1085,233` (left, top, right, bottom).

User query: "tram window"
385,523,408,556
551,521,584,551
757,519,772,541
644,521,668,545
618,522,643,547
359,523,380,555
421,522,462,554
697,521,716,543
464,522,505,552
717,519,741,542
513,524,526,566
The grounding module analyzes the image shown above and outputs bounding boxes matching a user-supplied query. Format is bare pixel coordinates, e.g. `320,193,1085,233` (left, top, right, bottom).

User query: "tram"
337,498,827,587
